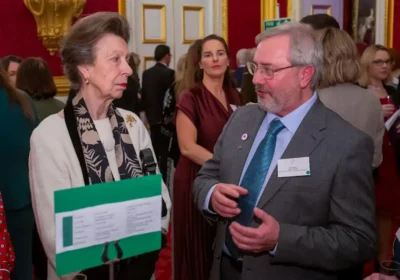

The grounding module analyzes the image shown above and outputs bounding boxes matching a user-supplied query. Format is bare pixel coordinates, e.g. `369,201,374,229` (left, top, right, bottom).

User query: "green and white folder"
54,175,162,276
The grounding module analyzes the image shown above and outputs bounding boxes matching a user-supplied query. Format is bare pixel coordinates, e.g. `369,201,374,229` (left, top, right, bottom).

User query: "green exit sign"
264,17,292,30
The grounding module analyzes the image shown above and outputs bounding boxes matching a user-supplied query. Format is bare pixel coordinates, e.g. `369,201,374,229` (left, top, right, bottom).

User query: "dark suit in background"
141,63,175,160
113,75,141,116
240,70,257,104
234,66,246,88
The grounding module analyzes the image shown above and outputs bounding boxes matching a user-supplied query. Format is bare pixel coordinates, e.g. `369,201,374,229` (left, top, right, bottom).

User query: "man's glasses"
247,62,298,79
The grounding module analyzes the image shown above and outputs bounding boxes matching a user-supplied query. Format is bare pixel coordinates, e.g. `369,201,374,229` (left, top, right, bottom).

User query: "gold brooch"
125,114,136,128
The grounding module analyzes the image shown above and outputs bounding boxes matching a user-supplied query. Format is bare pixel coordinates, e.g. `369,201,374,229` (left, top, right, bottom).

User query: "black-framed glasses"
372,59,394,67
247,62,298,79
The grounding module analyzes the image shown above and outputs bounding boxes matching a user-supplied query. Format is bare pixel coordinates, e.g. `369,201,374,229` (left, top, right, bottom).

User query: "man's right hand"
211,184,248,218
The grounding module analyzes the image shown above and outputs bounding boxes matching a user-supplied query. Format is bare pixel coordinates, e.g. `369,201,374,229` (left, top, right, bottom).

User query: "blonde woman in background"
317,28,384,169
359,44,400,271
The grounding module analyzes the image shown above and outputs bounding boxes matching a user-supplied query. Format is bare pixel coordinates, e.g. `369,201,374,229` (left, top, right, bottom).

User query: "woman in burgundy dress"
173,34,242,280
359,44,400,266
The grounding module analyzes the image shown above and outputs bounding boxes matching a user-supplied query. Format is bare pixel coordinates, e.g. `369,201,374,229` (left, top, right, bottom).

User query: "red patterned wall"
228,0,287,69
0,0,118,76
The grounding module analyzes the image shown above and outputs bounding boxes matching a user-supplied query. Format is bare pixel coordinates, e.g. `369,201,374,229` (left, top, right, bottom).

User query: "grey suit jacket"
318,83,384,168
194,99,376,280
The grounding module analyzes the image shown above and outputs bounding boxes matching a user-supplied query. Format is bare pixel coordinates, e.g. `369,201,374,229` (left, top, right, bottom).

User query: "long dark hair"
0,64,34,121
195,34,234,89
16,57,57,100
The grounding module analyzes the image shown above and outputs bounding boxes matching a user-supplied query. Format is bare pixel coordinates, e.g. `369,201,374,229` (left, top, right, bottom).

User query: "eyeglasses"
372,59,394,67
247,62,298,79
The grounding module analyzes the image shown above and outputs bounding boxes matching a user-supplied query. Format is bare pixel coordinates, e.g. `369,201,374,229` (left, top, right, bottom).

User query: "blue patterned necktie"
226,119,285,259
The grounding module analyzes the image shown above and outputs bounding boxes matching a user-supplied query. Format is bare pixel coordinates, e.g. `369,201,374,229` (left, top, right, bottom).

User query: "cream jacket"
29,109,171,280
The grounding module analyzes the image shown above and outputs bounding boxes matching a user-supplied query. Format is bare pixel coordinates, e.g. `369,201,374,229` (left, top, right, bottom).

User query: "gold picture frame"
287,0,292,18
54,76,71,96
181,6,204,44
352,0,394,47
260,0,277,31
385,0,394,47
310,5,332,16
118,0,126,16
142,4,166,44
222,0,228,43
143,56,155,71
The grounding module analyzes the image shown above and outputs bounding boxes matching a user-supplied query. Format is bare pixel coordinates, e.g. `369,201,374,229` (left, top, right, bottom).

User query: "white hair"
255,22,323,90
236,48,249,66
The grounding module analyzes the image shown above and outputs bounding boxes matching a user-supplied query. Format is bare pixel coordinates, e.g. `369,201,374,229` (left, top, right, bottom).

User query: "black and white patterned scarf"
68,92,143,184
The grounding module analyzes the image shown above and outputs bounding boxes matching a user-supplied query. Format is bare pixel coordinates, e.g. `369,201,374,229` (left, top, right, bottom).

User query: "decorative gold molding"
385,0,394,48
310,5,332,16
287,0,292,18
141,4,166,44
24,0,86,56
222,0,228,43
118,0,126,16
181,6,205,44
54,76,71,96
143,56,154,71
261,0,277,31
351,0,359,42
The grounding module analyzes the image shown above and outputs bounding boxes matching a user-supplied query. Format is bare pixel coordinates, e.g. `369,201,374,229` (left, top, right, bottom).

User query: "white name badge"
277,157,311,178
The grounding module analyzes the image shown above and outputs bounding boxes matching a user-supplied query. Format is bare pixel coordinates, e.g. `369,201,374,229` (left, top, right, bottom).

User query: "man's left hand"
229,207,280,253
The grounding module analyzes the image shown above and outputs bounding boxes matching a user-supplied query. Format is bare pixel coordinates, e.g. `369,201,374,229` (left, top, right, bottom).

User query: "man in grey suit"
194,23,376,280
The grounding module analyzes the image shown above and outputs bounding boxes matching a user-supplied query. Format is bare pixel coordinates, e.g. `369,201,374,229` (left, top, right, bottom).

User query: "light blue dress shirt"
203,92,318,255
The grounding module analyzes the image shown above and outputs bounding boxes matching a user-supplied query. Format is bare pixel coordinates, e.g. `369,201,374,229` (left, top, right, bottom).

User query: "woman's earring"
85,78,89,85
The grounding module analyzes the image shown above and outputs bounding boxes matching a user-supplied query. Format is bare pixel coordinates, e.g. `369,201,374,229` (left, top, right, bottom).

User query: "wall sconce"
24,0,86,55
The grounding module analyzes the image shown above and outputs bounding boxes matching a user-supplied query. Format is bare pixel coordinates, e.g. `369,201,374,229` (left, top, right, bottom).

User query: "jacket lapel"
231,106,266,185
256,99,327,208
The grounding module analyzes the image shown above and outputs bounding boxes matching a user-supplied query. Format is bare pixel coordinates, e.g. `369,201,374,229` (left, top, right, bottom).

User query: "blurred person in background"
300,13,340,30
388,48,400,89
240,48,257,104
234,49,248,88
359,44,400,272
141,45,175,162
0,55,22,86
159,53,187,183
0,62,38,280
113,52,141,115
317,28,384,170
16,57,65,122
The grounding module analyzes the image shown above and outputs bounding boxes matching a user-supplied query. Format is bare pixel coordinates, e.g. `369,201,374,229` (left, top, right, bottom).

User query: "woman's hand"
382,104,395,118
364,273,397,280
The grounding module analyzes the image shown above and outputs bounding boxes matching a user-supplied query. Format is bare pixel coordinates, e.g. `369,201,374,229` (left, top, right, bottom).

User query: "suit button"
217,254,220,260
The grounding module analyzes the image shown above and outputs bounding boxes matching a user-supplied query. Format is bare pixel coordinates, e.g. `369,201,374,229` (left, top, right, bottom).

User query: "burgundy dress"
375,97,400,216
173,83,242,280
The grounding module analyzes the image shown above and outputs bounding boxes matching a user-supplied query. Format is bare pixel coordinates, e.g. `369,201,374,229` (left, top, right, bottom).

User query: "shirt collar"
266,92,318,134
158,62,168,67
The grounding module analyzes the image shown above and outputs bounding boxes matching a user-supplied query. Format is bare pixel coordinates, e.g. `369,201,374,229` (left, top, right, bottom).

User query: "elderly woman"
29,12,171,280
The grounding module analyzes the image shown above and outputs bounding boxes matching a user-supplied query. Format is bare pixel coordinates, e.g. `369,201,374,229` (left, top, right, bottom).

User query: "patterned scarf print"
73,92,143,184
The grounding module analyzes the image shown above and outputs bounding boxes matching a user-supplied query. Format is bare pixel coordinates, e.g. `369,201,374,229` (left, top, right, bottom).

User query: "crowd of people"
0,10,400,280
